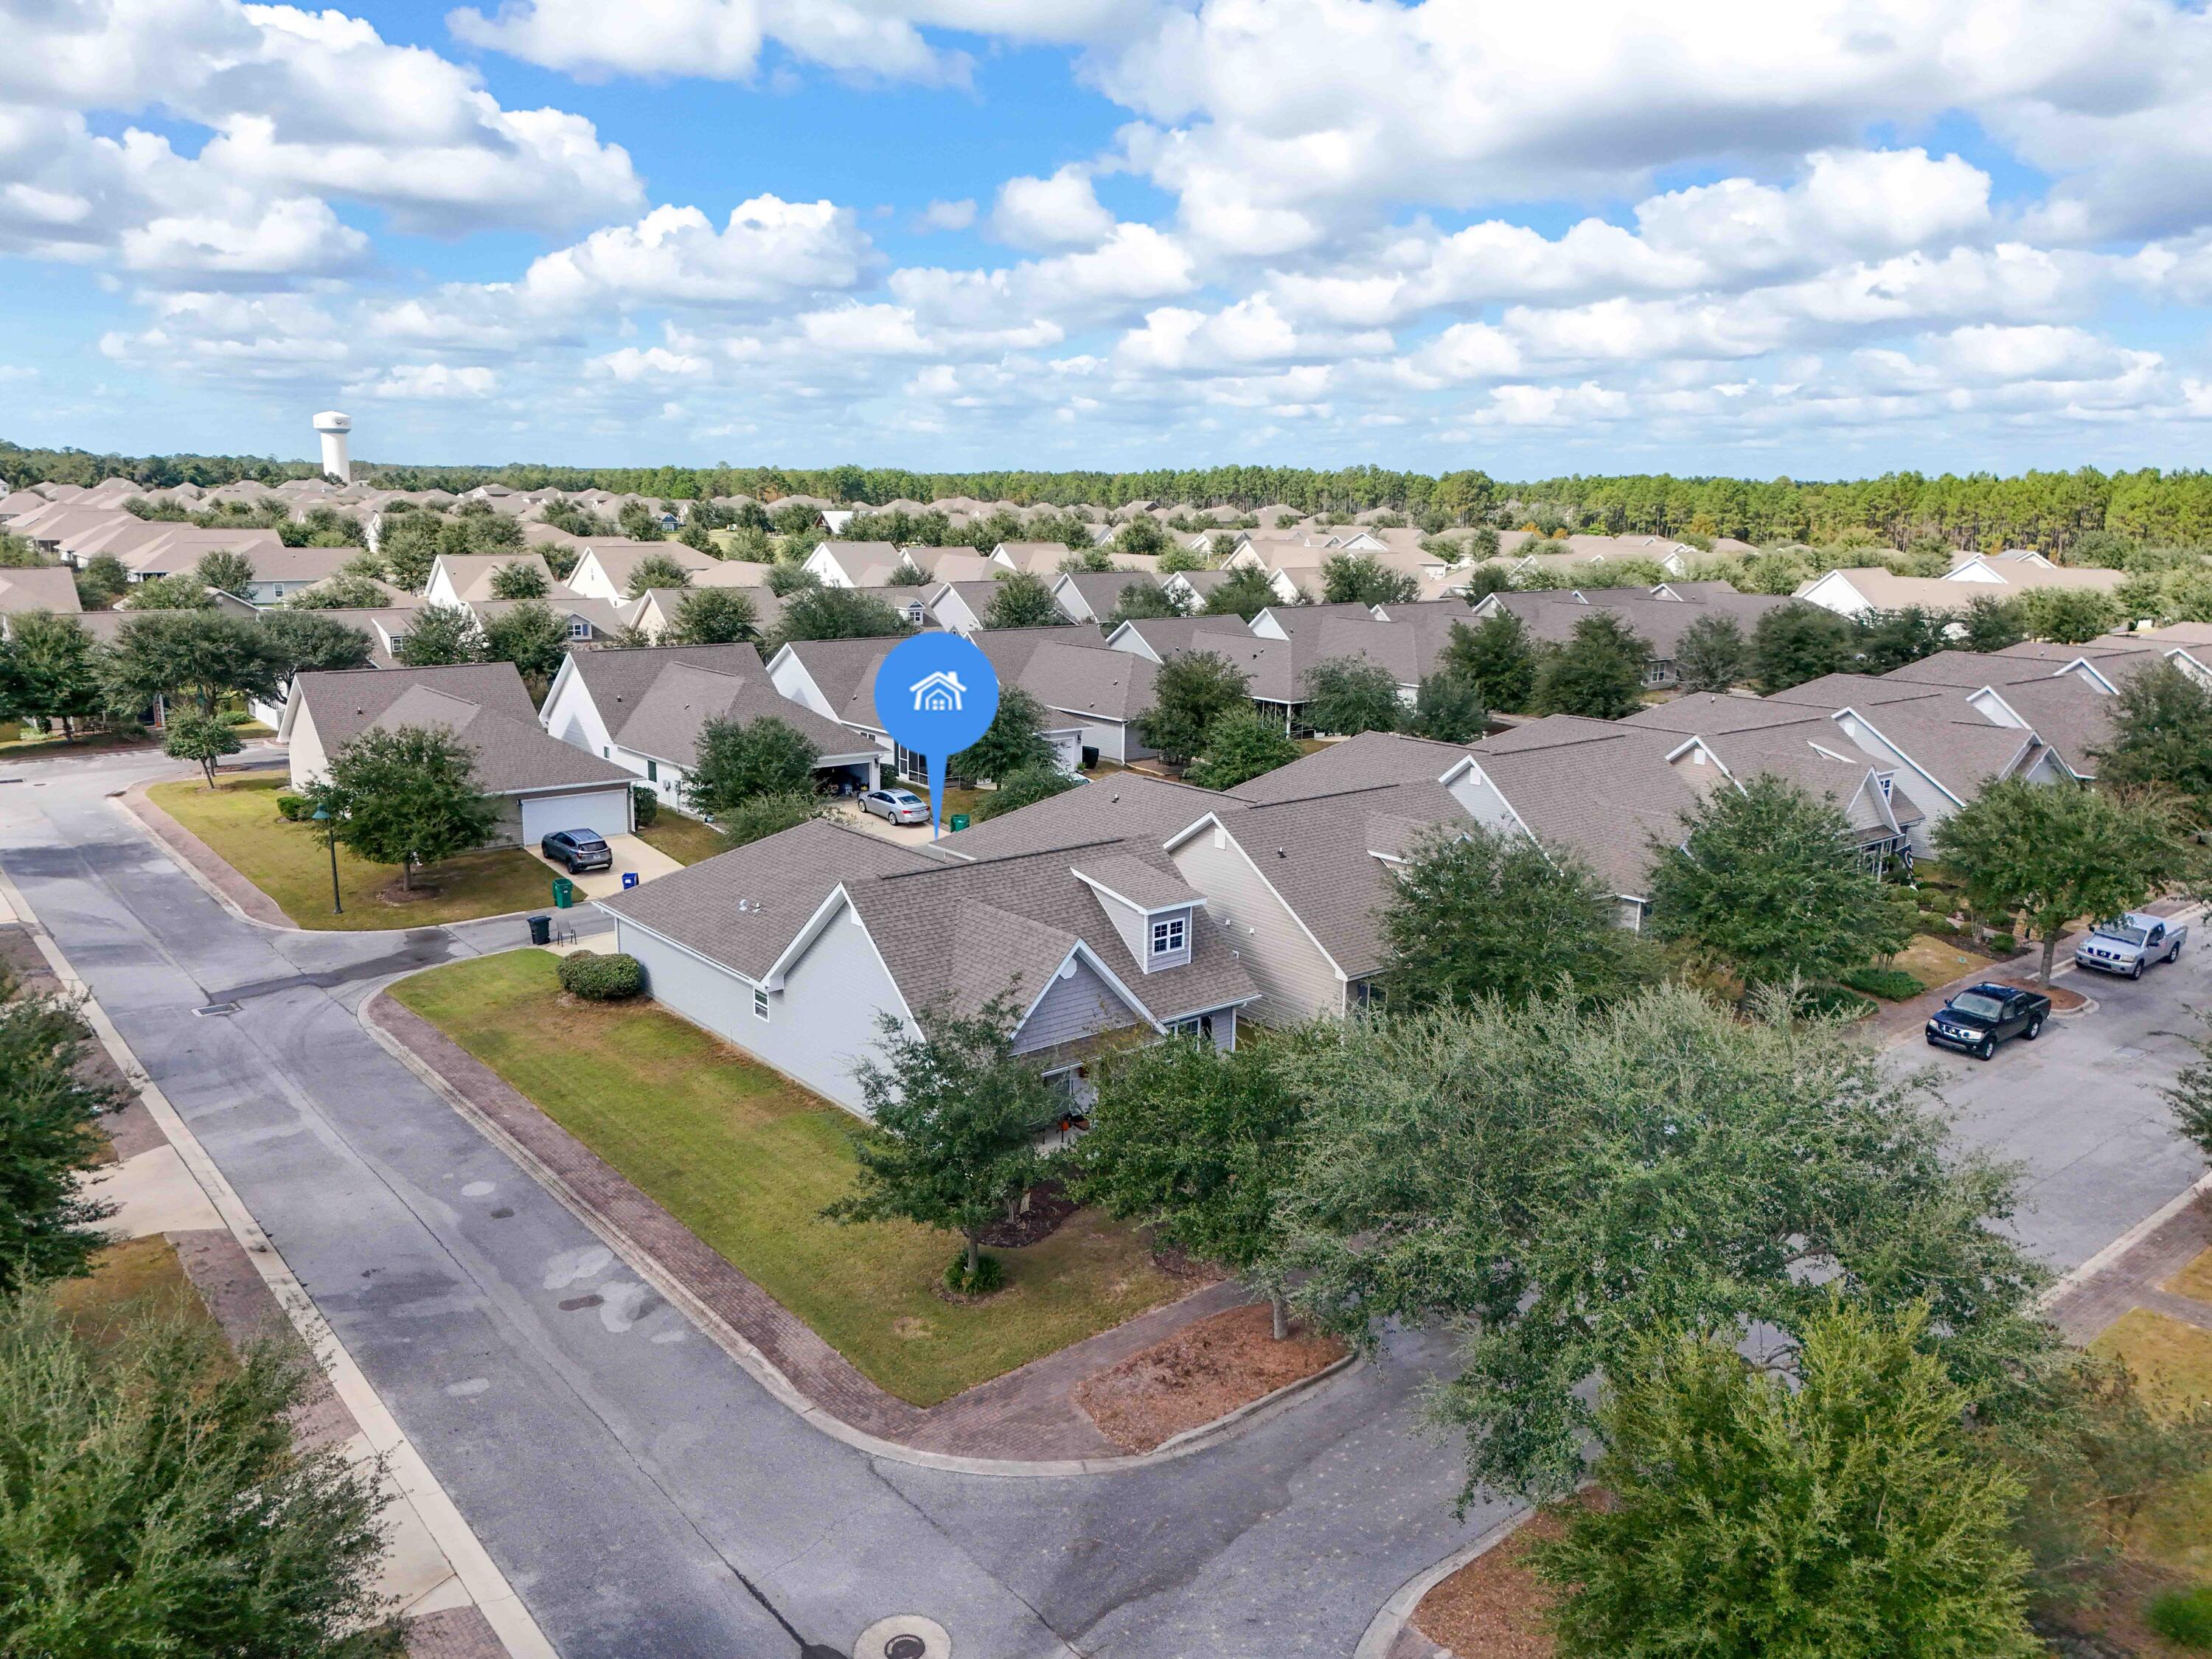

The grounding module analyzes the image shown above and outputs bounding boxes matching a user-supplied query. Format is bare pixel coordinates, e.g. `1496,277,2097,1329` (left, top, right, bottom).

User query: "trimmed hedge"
276,794,309,821
558,950,645,1002
1798,984,1878,1021
1989,932,2018,956
630,783,659,827
1841,966,1925,1001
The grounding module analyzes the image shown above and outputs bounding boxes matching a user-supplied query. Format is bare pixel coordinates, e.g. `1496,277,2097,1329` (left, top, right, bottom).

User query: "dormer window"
1150,914,1187,959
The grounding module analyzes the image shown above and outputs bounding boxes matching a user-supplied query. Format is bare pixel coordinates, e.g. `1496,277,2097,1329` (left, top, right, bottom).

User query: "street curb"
357,980,1362,1479
0,860,556,1659
2042,1169,2212,1312
1353,1508,1532,1659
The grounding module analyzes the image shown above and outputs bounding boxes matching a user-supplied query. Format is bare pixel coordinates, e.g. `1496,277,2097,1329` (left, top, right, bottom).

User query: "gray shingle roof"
939,771,1234,858
600,818,1257,1026
295,662,632,795
1070,852,1203,911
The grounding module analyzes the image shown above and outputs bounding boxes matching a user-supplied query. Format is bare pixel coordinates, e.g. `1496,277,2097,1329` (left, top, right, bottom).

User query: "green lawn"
2092,1307,2212,1583
0,723,155,760
635,807,728,866
149,773,557,930
388,950,1182,1405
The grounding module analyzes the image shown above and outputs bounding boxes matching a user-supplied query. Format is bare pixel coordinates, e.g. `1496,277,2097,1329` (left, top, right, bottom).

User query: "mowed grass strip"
387,950,1181,1405
148,773,556,930
634,807,728,867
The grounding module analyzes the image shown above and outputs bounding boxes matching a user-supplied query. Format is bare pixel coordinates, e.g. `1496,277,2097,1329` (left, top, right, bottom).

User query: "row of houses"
569,624,2208,1116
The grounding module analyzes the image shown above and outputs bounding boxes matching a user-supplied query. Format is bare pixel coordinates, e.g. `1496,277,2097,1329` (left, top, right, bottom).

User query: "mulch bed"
1071,1301,1345,1453
976,1178,1077,1248
1413,1509,1568,1658
1412,1496,1606,1658
1994,978,2090,1012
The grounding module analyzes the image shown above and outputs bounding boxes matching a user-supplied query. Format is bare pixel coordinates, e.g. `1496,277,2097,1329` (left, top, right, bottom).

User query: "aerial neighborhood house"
769,627,1104,780
1793,554,2130,617
282,662,639,845
1048,569,1176,624
422,553,564,608
540,643,883,804
561,541,768,602
594,818,1258,1115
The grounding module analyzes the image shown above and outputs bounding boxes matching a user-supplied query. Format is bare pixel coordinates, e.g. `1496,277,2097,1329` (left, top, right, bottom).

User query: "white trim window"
1150,914,1187,959
753,986,770,1021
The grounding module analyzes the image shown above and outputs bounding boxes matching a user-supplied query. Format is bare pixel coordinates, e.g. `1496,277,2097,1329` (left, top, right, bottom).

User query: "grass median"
387,950,1181,1405
147,773,556,930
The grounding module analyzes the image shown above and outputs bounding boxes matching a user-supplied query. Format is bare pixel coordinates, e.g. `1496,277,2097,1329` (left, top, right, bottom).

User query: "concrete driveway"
525,832,681,900
1911,933,2209,1273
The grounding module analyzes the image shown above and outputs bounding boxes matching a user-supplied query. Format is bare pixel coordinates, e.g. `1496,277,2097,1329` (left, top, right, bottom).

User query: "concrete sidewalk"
4,872,550,1659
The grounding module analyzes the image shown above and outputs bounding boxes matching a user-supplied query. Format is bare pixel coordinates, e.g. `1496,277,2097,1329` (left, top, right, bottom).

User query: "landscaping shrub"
630,784,658,827
1798,984,1877,1021
276,794,308,821
558,950,644,1002
217,708,254,726
1989,931,2018,955
1842,966,1925,1001
944,1251,1004,1295
2149,1585,2212,1649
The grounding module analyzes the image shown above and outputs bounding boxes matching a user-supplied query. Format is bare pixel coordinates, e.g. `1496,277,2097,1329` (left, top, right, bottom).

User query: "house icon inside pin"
909,670,966,712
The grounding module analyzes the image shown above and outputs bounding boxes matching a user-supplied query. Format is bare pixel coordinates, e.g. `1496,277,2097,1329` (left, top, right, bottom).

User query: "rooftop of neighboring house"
939,771,1242,860
558,642,866,764
427,552,566,604
0,564,83,616
285,661,632,795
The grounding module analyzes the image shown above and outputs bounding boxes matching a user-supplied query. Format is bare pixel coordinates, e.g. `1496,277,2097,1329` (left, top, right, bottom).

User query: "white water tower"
312,410,352,481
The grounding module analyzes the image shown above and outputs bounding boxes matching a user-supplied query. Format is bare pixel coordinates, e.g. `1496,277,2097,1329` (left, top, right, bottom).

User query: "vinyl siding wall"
1012,955,1143,1054
612,905,906,1116
1169,832,1344,1025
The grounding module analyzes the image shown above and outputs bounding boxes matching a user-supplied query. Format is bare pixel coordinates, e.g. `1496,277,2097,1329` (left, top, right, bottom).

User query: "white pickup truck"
2073,912,2189,978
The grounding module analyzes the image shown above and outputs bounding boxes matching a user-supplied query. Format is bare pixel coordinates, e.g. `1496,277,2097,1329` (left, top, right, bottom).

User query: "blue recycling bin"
622,870,639,890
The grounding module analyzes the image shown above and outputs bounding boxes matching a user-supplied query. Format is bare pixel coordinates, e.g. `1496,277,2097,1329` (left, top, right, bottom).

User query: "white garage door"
520,787,632,846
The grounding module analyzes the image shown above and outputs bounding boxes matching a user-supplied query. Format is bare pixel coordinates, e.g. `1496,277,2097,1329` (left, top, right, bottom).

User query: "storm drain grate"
192,1001,242,1018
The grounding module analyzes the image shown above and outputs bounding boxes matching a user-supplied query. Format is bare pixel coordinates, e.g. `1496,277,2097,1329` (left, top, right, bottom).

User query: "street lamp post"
311,805,342,915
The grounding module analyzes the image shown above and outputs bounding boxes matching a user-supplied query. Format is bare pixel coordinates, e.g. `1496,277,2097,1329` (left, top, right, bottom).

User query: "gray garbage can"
527,914,552,946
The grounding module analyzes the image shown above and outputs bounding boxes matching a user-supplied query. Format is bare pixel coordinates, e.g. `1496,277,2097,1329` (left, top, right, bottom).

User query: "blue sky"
8,0,2212,477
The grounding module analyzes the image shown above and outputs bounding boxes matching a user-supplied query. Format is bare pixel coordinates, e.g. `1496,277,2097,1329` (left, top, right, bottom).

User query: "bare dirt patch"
1072,1301,1345,1453
1412,1496,1606,1658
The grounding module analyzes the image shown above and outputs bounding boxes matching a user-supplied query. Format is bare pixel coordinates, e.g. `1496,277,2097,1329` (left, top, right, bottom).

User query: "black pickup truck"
1924,983,2052,1060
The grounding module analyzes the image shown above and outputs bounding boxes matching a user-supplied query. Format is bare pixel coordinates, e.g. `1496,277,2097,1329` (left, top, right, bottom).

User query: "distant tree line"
17,435,2212,555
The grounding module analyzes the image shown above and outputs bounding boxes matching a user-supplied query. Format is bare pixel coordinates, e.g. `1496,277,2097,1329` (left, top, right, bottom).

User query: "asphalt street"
1914,941,2209,1273
0,747,1494,1659
4,742,2203,1658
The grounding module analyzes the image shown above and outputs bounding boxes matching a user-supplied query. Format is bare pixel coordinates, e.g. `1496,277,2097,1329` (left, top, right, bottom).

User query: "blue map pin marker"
872,633,1001,840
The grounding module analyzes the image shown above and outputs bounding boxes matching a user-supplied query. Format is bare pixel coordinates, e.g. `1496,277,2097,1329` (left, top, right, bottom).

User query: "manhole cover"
192,1001,241,1018
853,1615,950,1659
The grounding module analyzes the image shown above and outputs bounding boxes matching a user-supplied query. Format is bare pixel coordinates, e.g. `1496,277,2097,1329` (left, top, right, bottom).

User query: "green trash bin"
551,876,574,908
949,813,970,832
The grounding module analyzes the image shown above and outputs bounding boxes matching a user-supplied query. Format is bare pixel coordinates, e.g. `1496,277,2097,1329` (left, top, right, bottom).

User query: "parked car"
860,788,929,826
540,828,613,874
1925,983,2052,1060
2074,911,2188,979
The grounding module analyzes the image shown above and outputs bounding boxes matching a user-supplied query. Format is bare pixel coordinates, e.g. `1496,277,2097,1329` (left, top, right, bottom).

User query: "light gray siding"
1012,954,1141,1055
1170,829,1344,1025
612,904,906,1116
